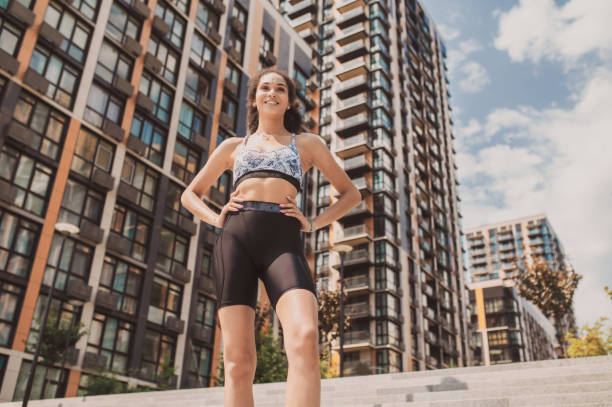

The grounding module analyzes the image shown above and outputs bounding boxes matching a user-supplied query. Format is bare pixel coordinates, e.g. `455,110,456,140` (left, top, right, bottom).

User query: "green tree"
317,287,351,373
565,317,612,358
513,253,582,356
85,374,127,396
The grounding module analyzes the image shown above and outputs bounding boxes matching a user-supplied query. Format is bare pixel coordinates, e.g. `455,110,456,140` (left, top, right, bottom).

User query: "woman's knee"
285,324,319,356
224,350,257,380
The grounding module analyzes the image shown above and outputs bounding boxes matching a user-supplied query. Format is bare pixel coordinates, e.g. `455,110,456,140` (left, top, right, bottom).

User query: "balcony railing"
344,275,370,290
345,302,370,318
344,329,371,345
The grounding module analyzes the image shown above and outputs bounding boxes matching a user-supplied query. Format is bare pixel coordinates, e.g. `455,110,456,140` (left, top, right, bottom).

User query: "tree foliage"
34,312,87,366
605,286,612,301
565,317,612,358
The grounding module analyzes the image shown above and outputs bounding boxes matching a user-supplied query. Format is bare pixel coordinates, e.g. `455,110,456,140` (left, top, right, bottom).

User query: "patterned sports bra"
232,133,303,192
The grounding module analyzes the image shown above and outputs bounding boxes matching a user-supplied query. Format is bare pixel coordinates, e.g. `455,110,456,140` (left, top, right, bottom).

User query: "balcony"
337,40,368,63
287,0,316,19
336,93,369,119
299,27,319,43
334,132,371,158
343,154,371,174
336,58,368,82
290,12,316,31
424,307,437,321
345,302,370,319
336,0,366,13
336,23,367,46
337,6,366,29
336,112,368,137
344,275,371,293
343,248,372,266
342,330,373,347
336,75,369,99
335,224,371,245
352,176,372,195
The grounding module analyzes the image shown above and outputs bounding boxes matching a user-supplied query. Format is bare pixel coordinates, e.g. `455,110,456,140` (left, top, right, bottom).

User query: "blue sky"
421,0,612,328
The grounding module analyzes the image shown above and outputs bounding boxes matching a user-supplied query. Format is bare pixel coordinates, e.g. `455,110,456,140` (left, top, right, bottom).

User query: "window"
193,295,215,341
195,0,220,35
232,3,247,26
140,329,176,381
95,40,132,84
13,361,67,401
156,227,189,275
373,169,394,193
129,113,167,166
84,83,124,128
293,65,307,100
225,62,240,88
315,252,328,274
227,31,244,63
165,182,194,225
186,343,212,387
169,0,189,14
70,128,114,178
147,35,179,84
0,15,22,56
29,45,79,108
375,266,398,291
25,294,82,353
0,145,54,217
374,240,397,265
375,292,400,319
317,184,330,206
58,178,104,228
185,65,211,102
148,276,182,325
86,313,133,374
106,2,140,44
139,73,174,125
12,92,67,160
0,209,40,278
260,30,273,54
154,0,186,48
119,154,159,211
172,140,200,184
69,0,99,22
375,320,401,347
315,227,329,250
190,32,215,68
374,215,397,240
199,248,212,277
99,255,143,315
43,2,92,63
0,281,24,347
110,203,151,262
220,95,237,128
177,102,206,143
42,234,92,294
375,348,401,374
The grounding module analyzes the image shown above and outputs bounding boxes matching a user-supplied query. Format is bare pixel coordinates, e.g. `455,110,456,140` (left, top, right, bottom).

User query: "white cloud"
458,69,612,327
494,0,612,67
458,61,491,93
438,23,460,41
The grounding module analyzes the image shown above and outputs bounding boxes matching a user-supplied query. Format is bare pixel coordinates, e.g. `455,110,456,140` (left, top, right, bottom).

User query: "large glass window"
193,295,215,341
0,281,24,346
13,361,67,401
110,203,151,262
140,329,176,381
86,313,133,374
129,113,167,166
95,40,132,84
58,178,104,228
139,73,174,125
99,255,142,315
186,343,212,387
0,145,54,217
185,65,211,102
26,294,82,353
119,155,159,211
147,35,179,84
0,209,40,279
195,0,220,35
42,234,92,293
148,276,182,325
375,348,401,374
156,227,189,275
70,128,114,178
12,92,67,160
84,83,123,128
0,15,22,56
29,45,79,108
106,2,140,44
154,0,185,48
375,320,401,347
190,32,215,68
43,2,91,63
172,140,199,184
165,182,193,225
69,0,99,22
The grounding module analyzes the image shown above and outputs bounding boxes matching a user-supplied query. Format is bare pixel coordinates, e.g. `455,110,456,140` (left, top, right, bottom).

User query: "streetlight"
22,222,79,407
331,244,352,377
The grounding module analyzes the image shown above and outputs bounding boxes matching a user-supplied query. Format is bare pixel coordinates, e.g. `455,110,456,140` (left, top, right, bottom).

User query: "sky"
421,0,612,328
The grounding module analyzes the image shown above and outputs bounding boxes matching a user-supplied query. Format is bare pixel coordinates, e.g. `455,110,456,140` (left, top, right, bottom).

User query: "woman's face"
253,72,290,117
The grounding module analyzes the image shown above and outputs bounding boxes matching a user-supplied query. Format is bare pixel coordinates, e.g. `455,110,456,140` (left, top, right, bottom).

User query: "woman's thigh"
218,305,257,364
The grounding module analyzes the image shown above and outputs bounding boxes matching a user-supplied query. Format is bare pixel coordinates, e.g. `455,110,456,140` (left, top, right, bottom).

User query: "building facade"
469,279,557,365
274,0,472,374
0,0,317,400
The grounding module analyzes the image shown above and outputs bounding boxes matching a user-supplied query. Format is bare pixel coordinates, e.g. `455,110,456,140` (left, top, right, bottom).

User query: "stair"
6,356,612,406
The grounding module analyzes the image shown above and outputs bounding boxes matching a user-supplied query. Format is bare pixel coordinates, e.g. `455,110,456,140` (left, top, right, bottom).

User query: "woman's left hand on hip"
280,195,310,232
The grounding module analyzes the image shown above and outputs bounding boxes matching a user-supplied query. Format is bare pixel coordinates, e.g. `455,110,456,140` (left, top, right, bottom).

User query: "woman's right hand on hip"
215,190,245,228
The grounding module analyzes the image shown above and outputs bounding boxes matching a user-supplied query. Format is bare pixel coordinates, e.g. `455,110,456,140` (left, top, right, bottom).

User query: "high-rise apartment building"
469,279,558,365
464,214,575,354
0,0,317,400
275,0,472,374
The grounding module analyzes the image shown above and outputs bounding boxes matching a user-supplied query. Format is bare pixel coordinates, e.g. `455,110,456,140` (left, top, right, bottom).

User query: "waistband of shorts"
236,200,283,214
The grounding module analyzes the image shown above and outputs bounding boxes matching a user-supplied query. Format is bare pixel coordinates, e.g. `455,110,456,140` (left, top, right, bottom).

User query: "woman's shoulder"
295,132,326,147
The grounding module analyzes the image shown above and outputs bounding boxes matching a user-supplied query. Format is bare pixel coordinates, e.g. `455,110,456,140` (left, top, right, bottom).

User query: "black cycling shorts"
211,200,318,313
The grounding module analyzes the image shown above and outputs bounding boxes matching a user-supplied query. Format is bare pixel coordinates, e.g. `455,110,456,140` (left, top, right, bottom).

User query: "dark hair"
246,67,304,135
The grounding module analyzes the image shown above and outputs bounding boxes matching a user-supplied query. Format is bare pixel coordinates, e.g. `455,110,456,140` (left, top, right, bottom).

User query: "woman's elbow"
348,188,362,205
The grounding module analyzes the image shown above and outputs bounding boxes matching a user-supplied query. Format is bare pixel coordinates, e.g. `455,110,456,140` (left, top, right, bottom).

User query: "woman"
181,67,361,407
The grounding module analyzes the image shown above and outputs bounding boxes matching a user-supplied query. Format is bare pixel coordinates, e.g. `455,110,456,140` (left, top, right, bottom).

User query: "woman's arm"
181,137,238,227
305,133,362,231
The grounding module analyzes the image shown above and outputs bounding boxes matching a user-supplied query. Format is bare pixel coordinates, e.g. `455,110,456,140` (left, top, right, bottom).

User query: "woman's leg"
218,304,257,407
275,288,321,407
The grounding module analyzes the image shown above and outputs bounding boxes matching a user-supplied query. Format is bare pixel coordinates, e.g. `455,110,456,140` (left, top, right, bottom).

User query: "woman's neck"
256,116,289,137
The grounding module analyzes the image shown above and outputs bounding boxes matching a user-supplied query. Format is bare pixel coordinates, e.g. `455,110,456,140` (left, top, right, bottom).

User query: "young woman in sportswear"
181,67,361,407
